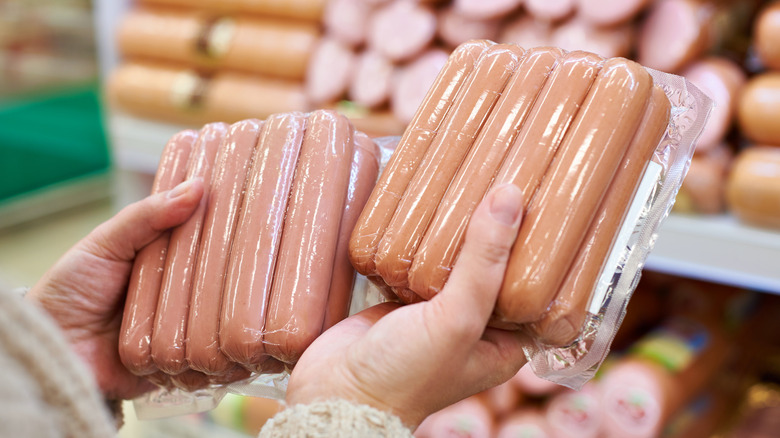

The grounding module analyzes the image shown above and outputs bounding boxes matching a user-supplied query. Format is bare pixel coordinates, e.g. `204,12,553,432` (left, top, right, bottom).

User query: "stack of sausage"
349,40,671,343
108,0,321,126
726,2,780,229
118,110,380,390
414,277,770,438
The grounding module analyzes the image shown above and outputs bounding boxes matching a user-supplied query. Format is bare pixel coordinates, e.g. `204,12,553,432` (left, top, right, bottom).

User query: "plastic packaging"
349,40,712,389
121,109,381,417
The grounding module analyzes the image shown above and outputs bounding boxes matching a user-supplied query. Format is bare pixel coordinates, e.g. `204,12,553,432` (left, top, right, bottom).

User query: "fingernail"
489,184,523,226
166,178,199,199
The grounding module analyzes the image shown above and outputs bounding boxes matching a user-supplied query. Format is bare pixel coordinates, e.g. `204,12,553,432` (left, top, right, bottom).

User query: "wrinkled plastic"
348,41,712,389
122,109,382,418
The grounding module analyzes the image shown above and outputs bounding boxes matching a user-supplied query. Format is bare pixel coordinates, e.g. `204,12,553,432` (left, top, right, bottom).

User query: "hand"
287,184,528,429
27,178,204,400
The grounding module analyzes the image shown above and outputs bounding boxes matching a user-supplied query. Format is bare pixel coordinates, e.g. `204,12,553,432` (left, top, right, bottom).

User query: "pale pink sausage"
497,58,653,325
349,40,492,276
526,0,576,22
305,37,356,106
374,44,524,291
528,86,670,346
638,0,712,73
322,132,381,331
454,0,524,19
437,6,501,49
498,14,554,49
545,384,604,438
390,48,450,125
551,19,634,59
368,1,437,62
407,47,563,300
496,411,553,438
418,397,495,438
577,0,652,27
264,110,355,364
349,50,395,109
219,113,306,370
151,123,227,375
119,130,197,376
323,0,375,48
681,57,746,151
185,119,262,376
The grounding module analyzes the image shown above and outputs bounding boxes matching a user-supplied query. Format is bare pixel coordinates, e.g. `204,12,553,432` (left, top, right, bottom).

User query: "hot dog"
137,0,325,22
185,119,261,376
151,123,227,375
349,40,491,276
367,1,437,62
264,111,354,364
374,44,523,292
322,132,381,331
119,130,197,376
497,58,653,325
407,47,563,300
219,113,306,369
528,85,670,346
118,9,318,80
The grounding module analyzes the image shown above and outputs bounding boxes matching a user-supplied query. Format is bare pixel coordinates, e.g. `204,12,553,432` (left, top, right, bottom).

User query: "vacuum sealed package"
349,40,712,389
119,110,383,418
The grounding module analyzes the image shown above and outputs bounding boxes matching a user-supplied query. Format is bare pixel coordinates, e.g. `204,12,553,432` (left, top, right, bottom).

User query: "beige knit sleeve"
0,287,118,438
258,399,414,438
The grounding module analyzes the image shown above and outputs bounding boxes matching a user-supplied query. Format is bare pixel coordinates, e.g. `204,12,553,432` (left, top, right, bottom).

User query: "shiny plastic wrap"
349,40,712,389
121,110,382,417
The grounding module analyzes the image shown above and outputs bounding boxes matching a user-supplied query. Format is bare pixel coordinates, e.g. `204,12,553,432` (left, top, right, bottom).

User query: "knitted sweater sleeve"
258,399,414,438
0,287,118,438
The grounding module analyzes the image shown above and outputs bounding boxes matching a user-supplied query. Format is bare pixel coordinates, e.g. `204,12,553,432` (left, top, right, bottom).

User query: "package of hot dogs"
119,109,383,417
349,40,712,389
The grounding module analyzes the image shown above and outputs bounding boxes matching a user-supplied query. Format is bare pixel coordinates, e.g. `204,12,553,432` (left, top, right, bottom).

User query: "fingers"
429,184,523,341
85,178,204,261
465,328,528,388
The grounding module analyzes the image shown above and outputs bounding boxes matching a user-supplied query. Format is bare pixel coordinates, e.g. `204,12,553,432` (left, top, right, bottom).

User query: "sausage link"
528,85,670,346
349,40,492,276
407,47,562,300
151,123,227,375
375,44,524,292
137,0,325,22
119,130,197,376
497,58,653,325
186,119,262,375
322,132,381,331
493,51,603,213
264,111,355,364
219,113,307,370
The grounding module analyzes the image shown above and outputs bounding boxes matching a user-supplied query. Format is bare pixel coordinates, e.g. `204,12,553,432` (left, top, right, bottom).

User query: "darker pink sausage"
151,123,227,375
323,132,381,331
185,119,262,376
264,110,354,364
219,113,307,370
119,130,197,376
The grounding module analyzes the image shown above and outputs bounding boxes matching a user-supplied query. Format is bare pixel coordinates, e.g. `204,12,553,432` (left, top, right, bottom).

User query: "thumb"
83,178,204,261
433,184,524,335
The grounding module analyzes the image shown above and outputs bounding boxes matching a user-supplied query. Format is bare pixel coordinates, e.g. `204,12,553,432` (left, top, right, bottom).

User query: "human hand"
27,178,204,400
286,184,528,429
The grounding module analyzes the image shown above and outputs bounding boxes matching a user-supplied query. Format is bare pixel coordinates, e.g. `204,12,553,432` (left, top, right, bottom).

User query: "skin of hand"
26,178,204,400
286,183,528,429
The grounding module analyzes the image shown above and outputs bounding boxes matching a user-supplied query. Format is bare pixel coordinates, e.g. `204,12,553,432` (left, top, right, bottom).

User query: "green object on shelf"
0,83,111,202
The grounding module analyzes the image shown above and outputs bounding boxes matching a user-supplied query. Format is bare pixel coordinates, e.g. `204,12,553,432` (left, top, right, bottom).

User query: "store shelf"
108,112,780,295
646,214,780,295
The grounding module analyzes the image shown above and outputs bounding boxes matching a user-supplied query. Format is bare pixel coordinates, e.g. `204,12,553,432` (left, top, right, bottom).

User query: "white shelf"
107,113,780,295
646,213,780,294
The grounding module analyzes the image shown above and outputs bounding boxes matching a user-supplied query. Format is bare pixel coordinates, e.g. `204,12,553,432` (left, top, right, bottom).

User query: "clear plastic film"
122,110,383,419
348,41,712,389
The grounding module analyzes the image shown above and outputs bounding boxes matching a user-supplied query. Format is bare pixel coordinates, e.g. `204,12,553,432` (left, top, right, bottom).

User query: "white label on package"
588,161,663,315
